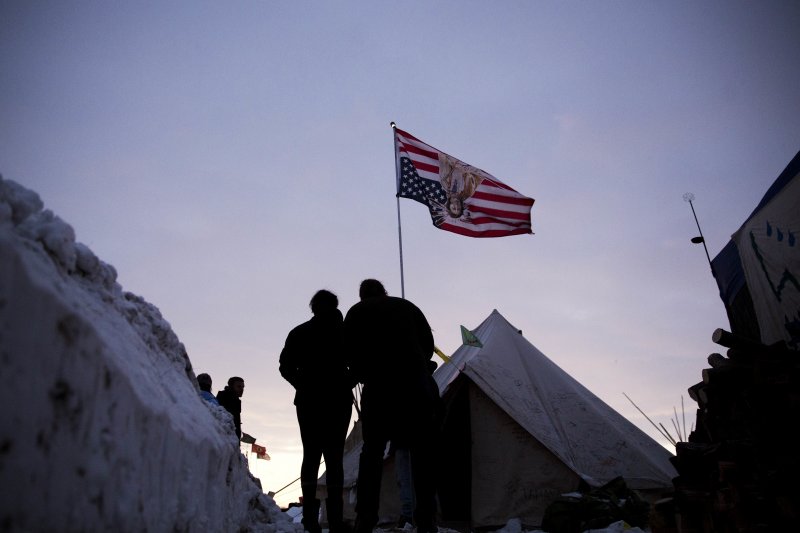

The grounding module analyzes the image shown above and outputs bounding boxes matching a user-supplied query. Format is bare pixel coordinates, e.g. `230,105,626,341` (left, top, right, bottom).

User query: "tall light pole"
683,192,714,277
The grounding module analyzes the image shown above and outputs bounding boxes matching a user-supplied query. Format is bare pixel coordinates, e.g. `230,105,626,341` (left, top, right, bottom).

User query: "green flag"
460,325,483,347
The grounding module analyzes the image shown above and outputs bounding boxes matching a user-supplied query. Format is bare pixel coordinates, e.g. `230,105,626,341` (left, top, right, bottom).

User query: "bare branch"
623,392,674,445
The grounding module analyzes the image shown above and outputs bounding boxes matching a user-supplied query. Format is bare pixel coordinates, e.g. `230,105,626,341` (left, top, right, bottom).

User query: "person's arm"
416,307,435,359
278,330,300,388
343,306,367,385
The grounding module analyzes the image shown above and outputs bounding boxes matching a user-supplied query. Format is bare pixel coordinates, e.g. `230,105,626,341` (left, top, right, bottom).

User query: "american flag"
394,127,534,238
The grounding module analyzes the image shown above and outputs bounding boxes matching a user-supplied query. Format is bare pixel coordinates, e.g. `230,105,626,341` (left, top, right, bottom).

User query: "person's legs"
322,399,353,533
298,405,324,533
410,432,438,533
394,447,414,526
354,399,389,533
354,437,385,533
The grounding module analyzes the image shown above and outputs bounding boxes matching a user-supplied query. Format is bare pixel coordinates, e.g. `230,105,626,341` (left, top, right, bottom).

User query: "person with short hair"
279,289,354,533
344,279,439,533
196,373,219,406
216,376,245,439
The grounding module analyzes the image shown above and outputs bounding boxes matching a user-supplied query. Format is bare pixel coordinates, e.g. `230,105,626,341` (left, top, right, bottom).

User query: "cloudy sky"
2,1,799,507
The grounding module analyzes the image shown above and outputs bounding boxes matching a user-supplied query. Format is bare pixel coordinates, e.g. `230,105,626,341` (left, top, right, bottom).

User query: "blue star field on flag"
398,156,447,209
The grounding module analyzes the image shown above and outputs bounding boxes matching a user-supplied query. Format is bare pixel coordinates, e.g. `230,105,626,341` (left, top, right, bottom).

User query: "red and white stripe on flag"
251,443,270,460
394,127,534,238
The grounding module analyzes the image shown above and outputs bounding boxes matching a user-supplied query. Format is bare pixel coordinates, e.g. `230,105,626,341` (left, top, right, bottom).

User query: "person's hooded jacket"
279,308,354,407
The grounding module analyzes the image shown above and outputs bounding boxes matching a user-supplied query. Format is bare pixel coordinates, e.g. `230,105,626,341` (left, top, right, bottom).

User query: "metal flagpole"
683,192,715,277
391,121,406,299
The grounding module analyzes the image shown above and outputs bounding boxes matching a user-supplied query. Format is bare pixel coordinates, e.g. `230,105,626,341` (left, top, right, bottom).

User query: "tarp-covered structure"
711,149,800,350
320,310,676,529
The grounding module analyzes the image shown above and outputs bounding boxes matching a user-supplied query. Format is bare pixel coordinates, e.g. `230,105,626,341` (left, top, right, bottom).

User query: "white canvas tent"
320,310,676,529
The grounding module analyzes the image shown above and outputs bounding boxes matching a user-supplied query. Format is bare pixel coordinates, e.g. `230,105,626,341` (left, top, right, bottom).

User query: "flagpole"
683,192,715,277
391,121,406,299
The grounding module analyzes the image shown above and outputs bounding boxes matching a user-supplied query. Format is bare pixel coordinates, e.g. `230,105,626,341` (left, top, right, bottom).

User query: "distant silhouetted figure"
279,289,354,533
196,373,219,406
344,279,439,533
216,376,245,439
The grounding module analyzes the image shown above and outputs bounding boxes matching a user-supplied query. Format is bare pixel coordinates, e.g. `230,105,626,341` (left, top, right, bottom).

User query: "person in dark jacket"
279,289,354,533
344,279,439,533
216,376,245,439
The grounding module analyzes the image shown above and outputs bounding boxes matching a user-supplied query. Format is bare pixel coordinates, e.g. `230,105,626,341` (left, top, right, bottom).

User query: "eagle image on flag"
394,127,534,237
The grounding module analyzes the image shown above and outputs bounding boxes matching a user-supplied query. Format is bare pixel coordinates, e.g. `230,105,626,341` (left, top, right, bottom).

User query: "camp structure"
661,149,800,531
319,310,676,530
711,149,800,349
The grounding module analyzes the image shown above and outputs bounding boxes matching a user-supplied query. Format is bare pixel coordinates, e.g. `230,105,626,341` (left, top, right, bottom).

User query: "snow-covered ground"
0,175,642,533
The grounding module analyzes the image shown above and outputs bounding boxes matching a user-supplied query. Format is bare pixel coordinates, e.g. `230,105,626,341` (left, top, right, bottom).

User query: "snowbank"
0,176,299,532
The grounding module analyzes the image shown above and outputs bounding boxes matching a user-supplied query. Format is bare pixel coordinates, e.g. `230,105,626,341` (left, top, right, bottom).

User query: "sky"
2,0,799,509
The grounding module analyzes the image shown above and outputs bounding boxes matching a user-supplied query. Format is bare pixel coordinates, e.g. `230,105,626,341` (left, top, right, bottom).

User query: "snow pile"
0,176,300,532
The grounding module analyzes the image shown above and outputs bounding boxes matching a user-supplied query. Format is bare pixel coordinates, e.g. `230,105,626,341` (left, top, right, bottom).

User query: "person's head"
310,289,338,315
196,373,212,392
359,278,387,301
228,376,245,397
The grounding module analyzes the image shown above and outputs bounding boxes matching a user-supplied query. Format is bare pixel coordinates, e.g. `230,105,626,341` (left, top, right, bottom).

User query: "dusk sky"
2,1,799,507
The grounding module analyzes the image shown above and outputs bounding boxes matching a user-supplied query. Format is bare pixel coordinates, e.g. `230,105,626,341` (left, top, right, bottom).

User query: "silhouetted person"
344,279,439,533
196,373,219,406
279,289,354,533
216,376,245,439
